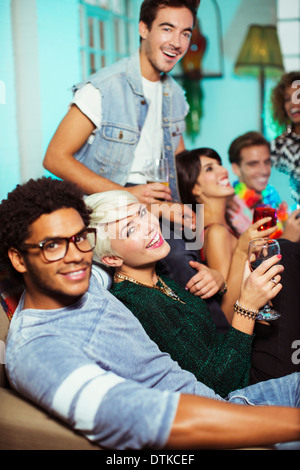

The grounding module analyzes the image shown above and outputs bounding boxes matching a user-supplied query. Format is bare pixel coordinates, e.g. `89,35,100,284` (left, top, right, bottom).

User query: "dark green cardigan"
110,274,253,398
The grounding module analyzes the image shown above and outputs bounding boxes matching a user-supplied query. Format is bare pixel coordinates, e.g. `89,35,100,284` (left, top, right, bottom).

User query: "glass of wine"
253,206,277,231
248,237,281,321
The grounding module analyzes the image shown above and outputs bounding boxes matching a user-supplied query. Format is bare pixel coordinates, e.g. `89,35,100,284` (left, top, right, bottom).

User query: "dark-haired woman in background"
176,148,276,321
176,147,300,384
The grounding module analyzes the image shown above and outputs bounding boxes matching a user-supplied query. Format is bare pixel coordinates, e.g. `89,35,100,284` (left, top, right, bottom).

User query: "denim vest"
73,50,189,202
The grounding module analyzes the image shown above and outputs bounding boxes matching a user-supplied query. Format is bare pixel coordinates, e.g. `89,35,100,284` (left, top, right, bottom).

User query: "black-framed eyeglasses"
19,228,97,262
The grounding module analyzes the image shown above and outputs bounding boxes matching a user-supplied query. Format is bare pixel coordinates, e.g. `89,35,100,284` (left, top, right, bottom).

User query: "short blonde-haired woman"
85,190,283,398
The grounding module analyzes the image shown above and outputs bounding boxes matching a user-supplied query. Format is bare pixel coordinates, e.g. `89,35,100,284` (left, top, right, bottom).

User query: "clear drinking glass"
144,158,169,187
248,237,281,321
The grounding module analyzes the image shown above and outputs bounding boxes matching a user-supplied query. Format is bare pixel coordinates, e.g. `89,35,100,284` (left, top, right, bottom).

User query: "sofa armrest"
0,388,100,450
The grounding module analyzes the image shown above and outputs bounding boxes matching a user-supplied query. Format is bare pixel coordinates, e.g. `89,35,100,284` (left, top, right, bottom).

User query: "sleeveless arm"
203,224,234,279
203,224,250,323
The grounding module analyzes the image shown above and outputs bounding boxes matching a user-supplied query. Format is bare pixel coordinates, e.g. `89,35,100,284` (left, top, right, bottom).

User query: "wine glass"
253,206,277,231
248,238,281,321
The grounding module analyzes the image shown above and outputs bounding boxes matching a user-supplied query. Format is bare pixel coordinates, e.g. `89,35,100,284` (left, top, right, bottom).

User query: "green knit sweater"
110,274,253,398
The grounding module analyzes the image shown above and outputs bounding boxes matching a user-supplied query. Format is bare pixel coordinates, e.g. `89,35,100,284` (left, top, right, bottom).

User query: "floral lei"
233,181,289,238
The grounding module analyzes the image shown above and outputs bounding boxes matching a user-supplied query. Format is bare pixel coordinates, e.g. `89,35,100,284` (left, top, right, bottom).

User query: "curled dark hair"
228,131,270,165
139,0,200,30
176,147,221,210
271,71,300,130
0,177,92,275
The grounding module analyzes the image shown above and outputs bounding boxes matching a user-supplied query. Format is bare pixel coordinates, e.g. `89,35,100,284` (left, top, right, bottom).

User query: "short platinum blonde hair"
85,190,139,263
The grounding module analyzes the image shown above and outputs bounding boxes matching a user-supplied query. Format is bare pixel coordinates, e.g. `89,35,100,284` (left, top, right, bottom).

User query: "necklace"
114,272,186,304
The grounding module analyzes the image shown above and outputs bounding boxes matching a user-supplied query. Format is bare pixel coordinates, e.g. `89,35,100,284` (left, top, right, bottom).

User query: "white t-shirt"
72,79,164,184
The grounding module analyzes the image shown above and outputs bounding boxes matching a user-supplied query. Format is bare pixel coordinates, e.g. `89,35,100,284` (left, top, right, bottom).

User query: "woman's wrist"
238,292,260,312
234,299,259,321
234,242,248,257
218,281,227,295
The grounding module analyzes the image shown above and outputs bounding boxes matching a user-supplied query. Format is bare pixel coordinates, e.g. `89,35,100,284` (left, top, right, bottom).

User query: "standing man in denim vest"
43,0,225,297
44,0,199,208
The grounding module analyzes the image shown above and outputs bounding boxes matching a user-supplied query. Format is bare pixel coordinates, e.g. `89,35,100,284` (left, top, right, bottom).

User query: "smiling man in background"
228,131,300,241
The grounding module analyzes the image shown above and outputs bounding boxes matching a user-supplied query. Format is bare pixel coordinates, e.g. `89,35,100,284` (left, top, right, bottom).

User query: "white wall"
36,0,81,159
11,0,43,182
0,0,20,199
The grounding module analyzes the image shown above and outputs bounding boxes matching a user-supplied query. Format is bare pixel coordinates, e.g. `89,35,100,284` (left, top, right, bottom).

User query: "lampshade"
235,25,284,77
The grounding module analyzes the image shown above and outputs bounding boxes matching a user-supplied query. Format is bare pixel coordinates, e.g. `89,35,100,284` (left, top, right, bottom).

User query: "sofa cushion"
0,265,23,324
0,303,9,387
0,387,100,450
0,265,24,388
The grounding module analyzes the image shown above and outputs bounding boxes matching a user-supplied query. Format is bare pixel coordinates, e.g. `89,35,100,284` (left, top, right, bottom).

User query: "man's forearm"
166,395,300,449
43,104,125,195
44,151,124,195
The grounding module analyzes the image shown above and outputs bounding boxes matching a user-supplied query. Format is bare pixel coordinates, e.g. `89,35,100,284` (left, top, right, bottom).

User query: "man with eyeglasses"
19,228,97,263
2,180,96,310
1,177,300,450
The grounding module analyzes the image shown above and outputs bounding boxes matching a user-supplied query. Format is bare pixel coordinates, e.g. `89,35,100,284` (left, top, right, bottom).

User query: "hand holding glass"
248,238,281,321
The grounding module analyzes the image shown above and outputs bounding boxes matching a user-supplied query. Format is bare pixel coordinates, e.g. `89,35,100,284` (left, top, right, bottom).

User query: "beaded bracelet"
234,300,259,321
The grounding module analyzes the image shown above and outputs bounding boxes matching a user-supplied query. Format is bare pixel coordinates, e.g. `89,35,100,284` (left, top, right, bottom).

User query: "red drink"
253,206,277,231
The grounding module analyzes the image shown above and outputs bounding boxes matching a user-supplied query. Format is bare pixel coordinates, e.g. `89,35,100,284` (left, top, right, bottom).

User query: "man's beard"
23,256,91,305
